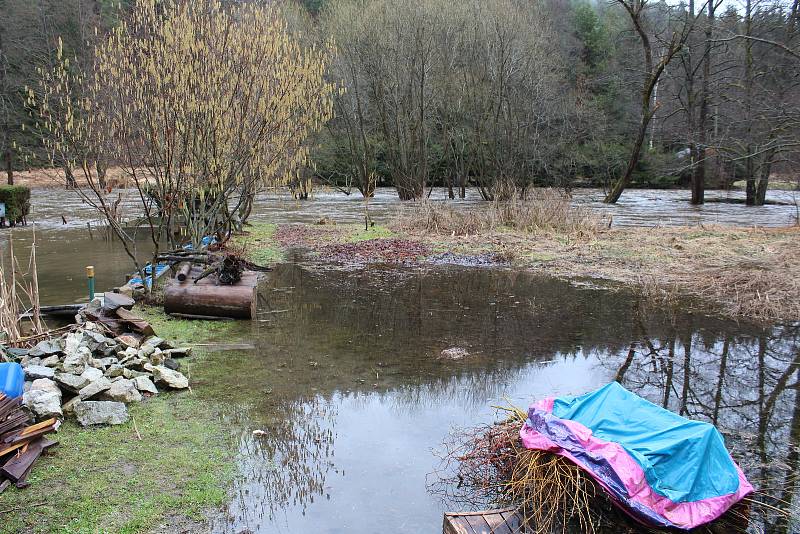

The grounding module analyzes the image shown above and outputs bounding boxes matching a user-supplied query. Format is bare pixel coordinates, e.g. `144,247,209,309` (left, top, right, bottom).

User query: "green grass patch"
231,223,284,265
345,224,394,242
0,394,234,534
0,305,240,533
135,305,239,346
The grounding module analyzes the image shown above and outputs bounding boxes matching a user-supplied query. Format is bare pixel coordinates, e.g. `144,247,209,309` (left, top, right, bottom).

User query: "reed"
0,229,47,347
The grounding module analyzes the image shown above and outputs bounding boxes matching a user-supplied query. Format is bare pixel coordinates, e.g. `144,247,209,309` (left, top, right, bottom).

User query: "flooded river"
1,187,799,532
2,185,798,305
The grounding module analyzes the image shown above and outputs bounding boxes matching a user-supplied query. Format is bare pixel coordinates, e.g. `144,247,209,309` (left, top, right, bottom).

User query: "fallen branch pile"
0,394,59,494
155,249,270,286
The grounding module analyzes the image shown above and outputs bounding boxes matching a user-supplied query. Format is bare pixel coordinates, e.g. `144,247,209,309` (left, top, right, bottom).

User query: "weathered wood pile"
156,249,270,286
0,394,59,493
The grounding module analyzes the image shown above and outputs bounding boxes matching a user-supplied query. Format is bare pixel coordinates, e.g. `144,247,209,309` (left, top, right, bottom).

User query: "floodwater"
1,186,799,532
191,261,799,534
1,185,798,305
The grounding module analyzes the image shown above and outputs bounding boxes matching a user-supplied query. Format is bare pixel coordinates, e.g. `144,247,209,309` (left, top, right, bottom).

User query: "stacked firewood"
0,393,59,493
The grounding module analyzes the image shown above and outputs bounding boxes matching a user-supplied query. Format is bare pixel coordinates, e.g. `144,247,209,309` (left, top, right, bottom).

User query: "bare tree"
604,0,695,204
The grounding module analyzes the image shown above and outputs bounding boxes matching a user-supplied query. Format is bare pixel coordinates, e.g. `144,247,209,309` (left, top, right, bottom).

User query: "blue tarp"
552,382,740,503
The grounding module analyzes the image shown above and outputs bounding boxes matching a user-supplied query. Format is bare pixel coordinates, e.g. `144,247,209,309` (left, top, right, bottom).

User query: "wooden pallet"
443,508,525,534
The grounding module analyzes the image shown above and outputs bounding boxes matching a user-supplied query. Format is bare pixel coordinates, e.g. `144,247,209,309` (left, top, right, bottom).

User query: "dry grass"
8,166,142,189
397,189,603,237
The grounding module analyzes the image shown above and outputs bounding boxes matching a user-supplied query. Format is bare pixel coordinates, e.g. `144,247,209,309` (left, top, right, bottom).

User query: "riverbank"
237,219,800,324
0,309,238,534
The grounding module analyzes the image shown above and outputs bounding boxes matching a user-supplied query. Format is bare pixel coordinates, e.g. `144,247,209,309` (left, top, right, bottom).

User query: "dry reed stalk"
0,229,47,346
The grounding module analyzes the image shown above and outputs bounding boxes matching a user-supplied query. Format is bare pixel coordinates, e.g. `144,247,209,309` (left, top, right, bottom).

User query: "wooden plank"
499,509,524,532
114,308,155,336
464,515,490,533
18,418,58,437
443,509,524,534
484,512,514,534
443,514,473,534
1,439,44,481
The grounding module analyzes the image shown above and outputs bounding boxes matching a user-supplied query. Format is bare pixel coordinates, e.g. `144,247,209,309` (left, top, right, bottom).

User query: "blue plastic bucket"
0,362,25,399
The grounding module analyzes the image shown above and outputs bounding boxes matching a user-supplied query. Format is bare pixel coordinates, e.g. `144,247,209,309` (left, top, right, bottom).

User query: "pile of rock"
4,323,192,427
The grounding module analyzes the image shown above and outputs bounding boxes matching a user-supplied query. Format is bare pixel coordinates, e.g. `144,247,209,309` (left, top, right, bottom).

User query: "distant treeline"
1,0,799,204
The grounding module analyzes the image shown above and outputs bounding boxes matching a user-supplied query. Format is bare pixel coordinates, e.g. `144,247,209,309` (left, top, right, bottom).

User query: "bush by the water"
397,189,603,237
0,185,31,225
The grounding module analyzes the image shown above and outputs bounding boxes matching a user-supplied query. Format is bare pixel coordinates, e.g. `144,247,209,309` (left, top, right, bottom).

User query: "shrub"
0,185,31,224
396,189,602,237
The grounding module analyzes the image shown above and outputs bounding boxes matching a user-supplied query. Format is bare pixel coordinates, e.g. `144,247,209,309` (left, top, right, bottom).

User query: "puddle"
185,263,800,533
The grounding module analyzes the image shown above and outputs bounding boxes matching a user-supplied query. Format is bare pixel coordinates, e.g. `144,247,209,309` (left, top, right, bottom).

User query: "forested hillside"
1,0,798,204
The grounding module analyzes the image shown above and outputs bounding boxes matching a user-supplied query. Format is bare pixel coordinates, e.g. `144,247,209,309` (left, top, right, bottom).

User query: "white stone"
103,379,143,403
152,366,189,389
132,376,159,395
25,365,55,380
74,401,129,426
78,377,113,400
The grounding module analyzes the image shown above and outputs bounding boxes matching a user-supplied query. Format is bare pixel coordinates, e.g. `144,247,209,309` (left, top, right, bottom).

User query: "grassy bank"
1,309,239,534
0,395,232,534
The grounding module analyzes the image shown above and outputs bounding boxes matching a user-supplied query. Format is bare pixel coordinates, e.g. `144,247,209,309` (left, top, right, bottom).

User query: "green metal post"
86,265,95,301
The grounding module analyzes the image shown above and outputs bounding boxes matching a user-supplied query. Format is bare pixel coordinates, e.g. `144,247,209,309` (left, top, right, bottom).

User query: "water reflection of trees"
611,318,800,533
220,394,338,532
217,263,800,532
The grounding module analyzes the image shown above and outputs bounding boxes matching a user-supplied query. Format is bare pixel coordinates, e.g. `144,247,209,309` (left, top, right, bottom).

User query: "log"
176,262,192,282
164,269,259,319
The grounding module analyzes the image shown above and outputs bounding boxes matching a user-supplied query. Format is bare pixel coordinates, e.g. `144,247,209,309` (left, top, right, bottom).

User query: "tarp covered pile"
520,382,753,530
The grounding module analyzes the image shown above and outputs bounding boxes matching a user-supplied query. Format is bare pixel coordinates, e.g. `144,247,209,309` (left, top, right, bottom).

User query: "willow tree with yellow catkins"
32,0,334,286
95,0,334,248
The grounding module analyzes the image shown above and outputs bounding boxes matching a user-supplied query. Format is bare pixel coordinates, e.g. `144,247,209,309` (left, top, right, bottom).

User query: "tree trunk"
604,115,649,204
604,1,678,204
755,150,774,206
692,0,714,205
4,148,12,186
744,0,756,206
64,166,77,189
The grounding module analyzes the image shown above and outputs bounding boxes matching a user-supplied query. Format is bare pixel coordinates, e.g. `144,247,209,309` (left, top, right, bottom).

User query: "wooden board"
443,508,525,534
163,268,259,319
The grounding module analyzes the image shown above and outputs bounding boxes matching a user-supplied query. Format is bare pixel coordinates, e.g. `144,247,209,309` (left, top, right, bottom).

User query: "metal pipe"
86,265,95,301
